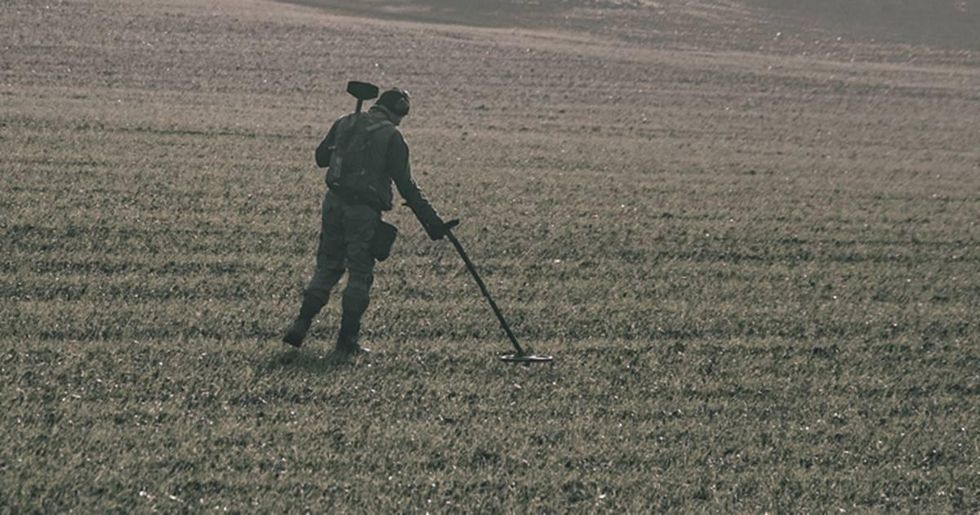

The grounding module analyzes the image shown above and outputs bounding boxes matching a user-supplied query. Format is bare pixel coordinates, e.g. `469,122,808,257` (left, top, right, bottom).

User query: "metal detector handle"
444,223,526,356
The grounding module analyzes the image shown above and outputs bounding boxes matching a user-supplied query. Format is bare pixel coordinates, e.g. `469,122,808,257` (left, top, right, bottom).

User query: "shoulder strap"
333,113,361,147
364,119,394,134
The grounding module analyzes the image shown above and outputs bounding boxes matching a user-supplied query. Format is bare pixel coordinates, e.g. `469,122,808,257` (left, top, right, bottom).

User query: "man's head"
375,88,410,122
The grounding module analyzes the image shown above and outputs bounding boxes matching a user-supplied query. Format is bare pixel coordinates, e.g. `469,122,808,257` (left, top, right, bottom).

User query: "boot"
336,316,369,354
282,316,312,348
282,296,322,348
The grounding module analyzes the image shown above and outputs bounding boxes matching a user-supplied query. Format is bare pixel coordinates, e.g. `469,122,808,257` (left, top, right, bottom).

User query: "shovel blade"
347,81,379,101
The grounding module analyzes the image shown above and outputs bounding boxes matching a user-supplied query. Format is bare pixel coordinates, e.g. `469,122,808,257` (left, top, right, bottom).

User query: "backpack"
325,112,395,204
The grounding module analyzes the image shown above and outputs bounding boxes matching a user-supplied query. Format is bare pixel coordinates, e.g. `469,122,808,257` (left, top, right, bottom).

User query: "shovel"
347,80,379,113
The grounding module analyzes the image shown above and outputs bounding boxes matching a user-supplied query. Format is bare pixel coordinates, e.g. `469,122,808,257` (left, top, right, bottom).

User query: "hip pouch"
371,220,398,261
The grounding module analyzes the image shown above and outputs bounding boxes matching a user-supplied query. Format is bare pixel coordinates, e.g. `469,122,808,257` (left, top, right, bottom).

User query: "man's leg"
336,204,380,353
284,193,346,347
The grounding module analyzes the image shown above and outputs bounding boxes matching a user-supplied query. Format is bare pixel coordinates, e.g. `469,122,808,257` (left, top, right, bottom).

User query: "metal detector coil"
500,353,554,363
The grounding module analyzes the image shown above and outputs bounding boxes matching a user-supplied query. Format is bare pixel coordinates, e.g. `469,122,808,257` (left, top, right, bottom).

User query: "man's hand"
425,218,459,240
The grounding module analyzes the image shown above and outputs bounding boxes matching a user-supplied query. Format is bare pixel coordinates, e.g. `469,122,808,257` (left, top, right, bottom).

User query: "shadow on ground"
261,348,360,373
748,0,979,49
279,0,568,28
282,0,979,49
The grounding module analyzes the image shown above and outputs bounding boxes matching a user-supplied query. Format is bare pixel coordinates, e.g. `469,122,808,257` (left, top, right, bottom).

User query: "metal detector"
347,80,379,113
443,220,553,364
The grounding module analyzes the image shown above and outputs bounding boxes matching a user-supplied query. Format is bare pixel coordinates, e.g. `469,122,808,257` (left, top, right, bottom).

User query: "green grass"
2,0,979,511
4,336,978,511
5,336,977,511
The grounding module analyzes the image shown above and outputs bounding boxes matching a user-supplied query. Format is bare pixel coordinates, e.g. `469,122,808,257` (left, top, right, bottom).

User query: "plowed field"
2,0,979,510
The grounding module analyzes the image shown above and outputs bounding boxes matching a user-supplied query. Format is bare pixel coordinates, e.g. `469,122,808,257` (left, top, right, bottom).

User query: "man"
283,87,449,354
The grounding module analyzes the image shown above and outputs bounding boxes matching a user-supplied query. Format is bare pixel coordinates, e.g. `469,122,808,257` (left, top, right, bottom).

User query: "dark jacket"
315,106,442,232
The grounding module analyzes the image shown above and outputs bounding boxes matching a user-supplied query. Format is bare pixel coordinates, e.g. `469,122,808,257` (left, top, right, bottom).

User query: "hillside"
286,0,980,54
750,0,980,50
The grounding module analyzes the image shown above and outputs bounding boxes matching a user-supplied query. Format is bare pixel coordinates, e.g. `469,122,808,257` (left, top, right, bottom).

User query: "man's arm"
387,132,447,239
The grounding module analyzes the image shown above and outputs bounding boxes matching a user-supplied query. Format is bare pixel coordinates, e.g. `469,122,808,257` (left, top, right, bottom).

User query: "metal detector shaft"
445,230,526,356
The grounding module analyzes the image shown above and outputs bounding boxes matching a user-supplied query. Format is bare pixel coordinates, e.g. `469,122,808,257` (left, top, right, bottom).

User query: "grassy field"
2,0,979,511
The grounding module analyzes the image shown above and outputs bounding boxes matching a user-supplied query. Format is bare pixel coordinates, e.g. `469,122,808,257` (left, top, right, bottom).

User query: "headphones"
379,88,411,116
391,89,410,116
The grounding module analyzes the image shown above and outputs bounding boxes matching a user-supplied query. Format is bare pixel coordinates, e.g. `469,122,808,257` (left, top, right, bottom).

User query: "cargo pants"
301,190,380,341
